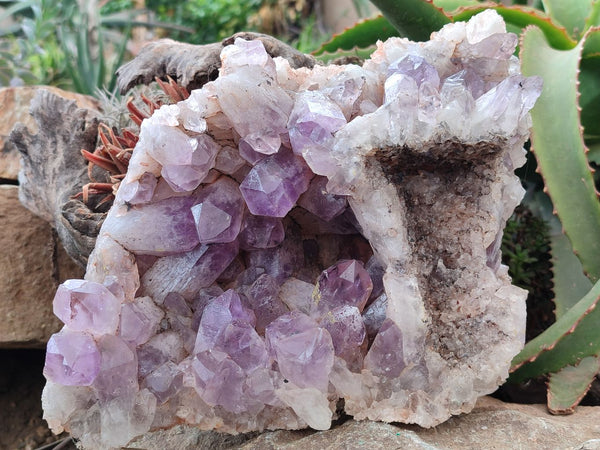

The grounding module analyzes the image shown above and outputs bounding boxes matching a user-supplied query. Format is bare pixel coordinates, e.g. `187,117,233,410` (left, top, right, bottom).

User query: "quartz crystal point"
42,10,541,449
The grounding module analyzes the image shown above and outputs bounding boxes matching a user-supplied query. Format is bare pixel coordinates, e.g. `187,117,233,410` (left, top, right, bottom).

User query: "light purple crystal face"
297,176,348,222
239,148,313,217
43,12,542,447
319,305,366,370
53,280,121,336
191,176,244,243
44,329,101,386
265,311,334,391
238,214,285,250
119,172,158,205
119,296,164,346
143,361,183,403
288,91,346,176
194,289,256,353
388,54,440,88
149,127,220,192
312,260,373,316
101,194,202,255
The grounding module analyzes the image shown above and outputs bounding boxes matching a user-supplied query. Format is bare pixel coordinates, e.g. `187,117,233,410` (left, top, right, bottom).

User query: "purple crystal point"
312,260,373,316
214,321,270,371
215,145,246,174
220,37,276,77
191,176,244,244
215,47,293,156
53,280,121,336
144,361,184,404
238,139,269,165
388,54,440,88
191,349,246,413
44,329,101,386
473,75,542,131
288,91,346,175
161,134,220,192
365,256,385,303
363,319,405,378
146,125,219,192
442,69,485,101
362,293,388,340
194,289,256,353
239,148,313,217
141,241,239,303
92,334,138,401
297,175,348,222
102,194,202,255
238,214,285,250
265,311,334,392
319,305,366,369
138,331,186,378
238,273,290,334
119,172,158,205
384,73,419,107
119,296,164,346
244,233,304,282
461,32,518,61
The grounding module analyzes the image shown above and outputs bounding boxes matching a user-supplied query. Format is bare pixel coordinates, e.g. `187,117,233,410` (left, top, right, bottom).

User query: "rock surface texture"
0,186,84,348
41,11,542,449
128,397,600,450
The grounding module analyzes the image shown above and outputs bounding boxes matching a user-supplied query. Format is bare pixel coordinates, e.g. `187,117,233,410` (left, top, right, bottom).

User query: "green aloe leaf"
369,0,451,41
313,16,398,56
432,0,480,13
541,0,593,40
314,46,378,64
547,355,600,414
452,4,576,50
528,191,592,318
521,26,600,282
551,224,593,317
510,277,600,382
585,0,600,29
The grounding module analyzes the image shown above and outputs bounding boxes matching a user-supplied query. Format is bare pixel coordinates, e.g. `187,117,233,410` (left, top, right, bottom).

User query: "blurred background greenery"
0,0,374,96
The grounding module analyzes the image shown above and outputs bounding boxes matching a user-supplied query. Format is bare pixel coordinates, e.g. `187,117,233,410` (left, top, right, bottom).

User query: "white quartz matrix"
42,11,541,449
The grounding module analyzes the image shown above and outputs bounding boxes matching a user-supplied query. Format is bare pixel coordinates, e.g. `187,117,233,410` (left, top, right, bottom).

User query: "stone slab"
128,397,600,450
0,185,83,348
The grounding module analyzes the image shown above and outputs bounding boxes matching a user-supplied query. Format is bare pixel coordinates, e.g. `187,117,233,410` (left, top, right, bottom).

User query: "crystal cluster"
42,11,541,449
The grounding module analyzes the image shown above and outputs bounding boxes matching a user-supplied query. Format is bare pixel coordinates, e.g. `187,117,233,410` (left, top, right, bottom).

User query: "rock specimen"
42,10,541,449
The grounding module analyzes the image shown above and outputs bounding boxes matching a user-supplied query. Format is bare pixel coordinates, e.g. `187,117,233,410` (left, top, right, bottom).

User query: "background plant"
314,0,600,414
0,0,192,94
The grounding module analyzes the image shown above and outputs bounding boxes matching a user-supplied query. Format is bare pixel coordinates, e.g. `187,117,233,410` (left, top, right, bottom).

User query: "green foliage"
0,0,191,95
146,0,262,44
316,0,600,413
502,206,554,341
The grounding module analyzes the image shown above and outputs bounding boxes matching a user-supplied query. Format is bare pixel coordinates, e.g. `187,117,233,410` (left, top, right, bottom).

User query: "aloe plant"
313,0,600,414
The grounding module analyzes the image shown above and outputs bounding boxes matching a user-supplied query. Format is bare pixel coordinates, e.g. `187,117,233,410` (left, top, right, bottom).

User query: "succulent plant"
314,0,600,414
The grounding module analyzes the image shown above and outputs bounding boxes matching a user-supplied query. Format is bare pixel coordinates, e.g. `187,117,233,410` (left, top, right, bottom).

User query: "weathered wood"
10,90,105,267
116,33,316,94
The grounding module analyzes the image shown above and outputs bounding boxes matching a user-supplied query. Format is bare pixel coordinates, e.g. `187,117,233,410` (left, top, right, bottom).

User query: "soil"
0,349,76,450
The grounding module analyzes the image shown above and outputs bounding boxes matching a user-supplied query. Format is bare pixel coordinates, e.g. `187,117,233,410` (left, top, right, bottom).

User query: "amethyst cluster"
42,10,542,449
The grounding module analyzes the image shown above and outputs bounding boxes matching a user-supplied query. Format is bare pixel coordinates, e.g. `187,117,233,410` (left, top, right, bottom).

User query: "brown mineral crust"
371,141,506,363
